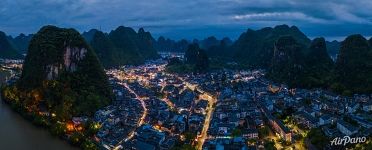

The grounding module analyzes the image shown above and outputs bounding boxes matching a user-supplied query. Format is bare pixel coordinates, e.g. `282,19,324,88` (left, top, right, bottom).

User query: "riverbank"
0,85,102,150
0,69,81,150
0,97,78,150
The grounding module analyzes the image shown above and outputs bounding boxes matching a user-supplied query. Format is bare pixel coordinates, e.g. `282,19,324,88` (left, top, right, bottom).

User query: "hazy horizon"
4,24,372,42
2,0,372,41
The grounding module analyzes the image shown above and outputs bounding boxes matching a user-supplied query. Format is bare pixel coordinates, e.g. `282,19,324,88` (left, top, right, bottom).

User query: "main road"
111,65,218,150
112,72,148,150
196,93,217,150
176,75,218,150
122,82,148,126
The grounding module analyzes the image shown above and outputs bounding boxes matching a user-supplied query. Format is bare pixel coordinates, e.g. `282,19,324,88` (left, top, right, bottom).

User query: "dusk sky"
1,0,372,40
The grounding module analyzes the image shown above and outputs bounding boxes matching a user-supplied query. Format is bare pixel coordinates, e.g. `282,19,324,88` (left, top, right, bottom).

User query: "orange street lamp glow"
66,123,74,132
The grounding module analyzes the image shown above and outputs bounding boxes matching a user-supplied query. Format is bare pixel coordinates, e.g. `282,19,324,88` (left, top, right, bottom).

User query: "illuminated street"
121,82,148,126
196,93,217,150
111,77,149,149
161,96,175,110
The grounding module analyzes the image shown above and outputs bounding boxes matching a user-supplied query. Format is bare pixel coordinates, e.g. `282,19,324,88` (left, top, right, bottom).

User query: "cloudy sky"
1,0,372,40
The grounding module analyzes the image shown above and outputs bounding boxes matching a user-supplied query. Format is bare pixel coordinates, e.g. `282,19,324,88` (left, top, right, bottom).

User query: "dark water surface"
0,97,78,150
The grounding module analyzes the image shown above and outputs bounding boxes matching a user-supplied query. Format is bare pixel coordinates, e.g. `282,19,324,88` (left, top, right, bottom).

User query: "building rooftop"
337,120,358,132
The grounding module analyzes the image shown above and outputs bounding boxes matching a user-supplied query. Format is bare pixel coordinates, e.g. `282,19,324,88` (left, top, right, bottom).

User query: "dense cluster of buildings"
97,58,372,149
2,56,371,149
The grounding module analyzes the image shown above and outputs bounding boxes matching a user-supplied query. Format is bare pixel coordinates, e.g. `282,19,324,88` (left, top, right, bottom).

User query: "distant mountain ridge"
153,36,233,54
7,33,34,54
232,25,311,68
82,29,99,42
2,25,340,63
267,36,307,87
333,34,372,94
3,24,372,94
326,40,340,60
154,36,189,52
0,31,23,59
267,36,334,88
83,26,159,67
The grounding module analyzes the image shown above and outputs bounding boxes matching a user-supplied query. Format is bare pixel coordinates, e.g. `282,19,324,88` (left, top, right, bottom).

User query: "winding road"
112,73,148,150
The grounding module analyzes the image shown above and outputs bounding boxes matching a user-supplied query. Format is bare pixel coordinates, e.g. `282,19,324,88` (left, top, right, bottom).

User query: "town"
90,54,372,149
2,55,372,150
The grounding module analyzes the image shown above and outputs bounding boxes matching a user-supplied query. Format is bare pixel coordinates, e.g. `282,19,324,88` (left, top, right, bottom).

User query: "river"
0,97,78,150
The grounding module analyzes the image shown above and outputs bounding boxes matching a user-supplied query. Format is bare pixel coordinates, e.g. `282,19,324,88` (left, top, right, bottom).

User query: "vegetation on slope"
0,31,23,59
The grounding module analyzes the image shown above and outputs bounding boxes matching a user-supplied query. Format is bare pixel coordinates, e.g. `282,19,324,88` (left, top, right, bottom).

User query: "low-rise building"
337,120,358,136
294,111,318,128
363,102,372,112
319,114,335,126
242,129,258,139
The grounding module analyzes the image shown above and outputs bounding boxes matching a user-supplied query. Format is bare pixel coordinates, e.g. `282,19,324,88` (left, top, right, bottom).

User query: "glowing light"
180,135,186,141
93,123,101,129
77,126,83,131
66,123,74,132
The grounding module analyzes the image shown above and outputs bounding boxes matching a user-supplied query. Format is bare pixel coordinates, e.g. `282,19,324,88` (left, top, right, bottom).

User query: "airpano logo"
330,136,367,146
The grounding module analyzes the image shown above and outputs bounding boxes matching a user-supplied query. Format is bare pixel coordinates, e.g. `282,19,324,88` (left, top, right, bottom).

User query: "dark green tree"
264,139,277,150
81,139,99,150
307,128,328,149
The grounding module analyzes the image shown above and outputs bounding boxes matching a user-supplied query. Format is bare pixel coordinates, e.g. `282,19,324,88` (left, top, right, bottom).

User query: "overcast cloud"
1,0,372,40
